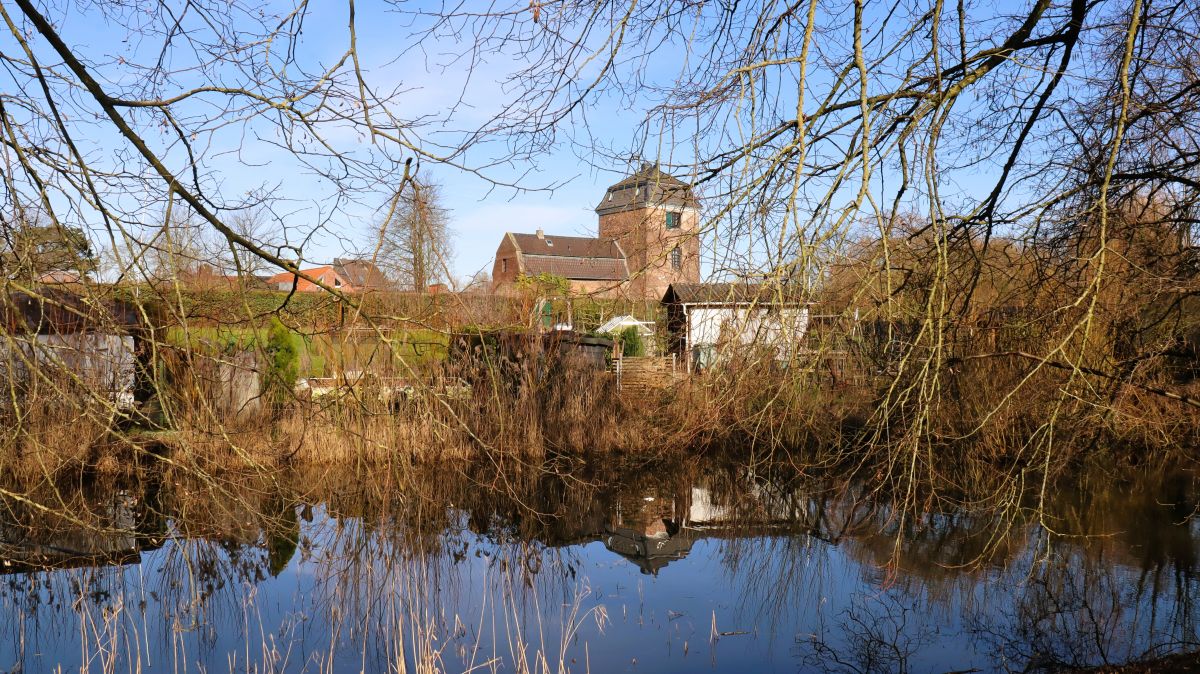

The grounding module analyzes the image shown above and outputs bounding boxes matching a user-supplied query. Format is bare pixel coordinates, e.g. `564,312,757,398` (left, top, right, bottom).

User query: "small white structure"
596,315,655,336
597,314,657,356
597,315,655,337
662,283,809,372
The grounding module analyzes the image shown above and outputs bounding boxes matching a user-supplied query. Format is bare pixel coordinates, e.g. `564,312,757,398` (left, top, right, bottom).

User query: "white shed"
662,283,809,372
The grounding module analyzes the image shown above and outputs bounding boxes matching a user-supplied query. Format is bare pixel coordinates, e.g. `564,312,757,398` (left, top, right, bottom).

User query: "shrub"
617,326,644,357
264,317,299,404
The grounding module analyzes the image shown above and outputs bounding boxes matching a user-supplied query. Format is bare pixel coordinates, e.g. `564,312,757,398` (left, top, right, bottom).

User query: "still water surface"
1,459,1198,672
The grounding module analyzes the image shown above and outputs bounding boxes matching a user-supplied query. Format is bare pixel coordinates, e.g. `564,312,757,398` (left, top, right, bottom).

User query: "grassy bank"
5,278,1200,516
5,331,1200,508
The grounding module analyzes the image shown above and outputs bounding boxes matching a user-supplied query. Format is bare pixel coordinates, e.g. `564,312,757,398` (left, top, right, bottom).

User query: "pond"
1,457,1198,673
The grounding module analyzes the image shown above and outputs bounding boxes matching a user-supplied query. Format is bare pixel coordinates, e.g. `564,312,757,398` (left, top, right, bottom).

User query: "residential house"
36,270,84,285
267,258,388,293
182,264,268,290
331,257,390,290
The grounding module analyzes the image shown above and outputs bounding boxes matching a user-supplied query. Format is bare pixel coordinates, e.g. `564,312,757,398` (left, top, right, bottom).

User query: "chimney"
536,228,544,240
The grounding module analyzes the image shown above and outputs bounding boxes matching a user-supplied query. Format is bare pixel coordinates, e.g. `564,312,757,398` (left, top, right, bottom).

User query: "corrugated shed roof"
522,254,629,281
2,288,141,334
510,233,624,258
662,283,808,305
595,163,698,215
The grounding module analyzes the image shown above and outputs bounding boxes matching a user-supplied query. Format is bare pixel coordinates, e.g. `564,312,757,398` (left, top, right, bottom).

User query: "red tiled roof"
267,265,346,292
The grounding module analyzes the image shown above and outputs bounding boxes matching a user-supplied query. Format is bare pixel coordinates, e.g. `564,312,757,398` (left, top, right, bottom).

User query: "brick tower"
595,164,701,300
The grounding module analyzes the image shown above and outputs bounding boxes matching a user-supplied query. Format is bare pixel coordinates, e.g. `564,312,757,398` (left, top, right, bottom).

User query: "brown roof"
2,287,142,335
522,255,629,281
662,283,808,306
507,232,630,281
509,233,624,258
596,163,699,215
333,258,389,289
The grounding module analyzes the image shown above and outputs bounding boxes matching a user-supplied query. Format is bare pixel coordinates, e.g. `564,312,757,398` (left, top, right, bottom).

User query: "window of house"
502,258,508,273
334,277,342,287
666,211,680,229
671,247,682,270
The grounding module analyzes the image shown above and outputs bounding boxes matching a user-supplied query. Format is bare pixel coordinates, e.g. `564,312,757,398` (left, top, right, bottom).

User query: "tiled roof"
596,163,698,215
510,233,624,258
662,283,808,305
522,254,629,281
333,258,389,288
268,265,340,292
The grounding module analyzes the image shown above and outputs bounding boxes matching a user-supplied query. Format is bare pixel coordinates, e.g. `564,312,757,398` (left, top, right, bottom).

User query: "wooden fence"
612,355,681,396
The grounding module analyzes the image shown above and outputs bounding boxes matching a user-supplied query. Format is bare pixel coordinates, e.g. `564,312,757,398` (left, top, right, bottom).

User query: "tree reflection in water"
0,459,1198,672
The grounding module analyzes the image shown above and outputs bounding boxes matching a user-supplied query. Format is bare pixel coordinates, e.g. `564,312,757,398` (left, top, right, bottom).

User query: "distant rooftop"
507,232,629,281
332,258,388,289
509,233,623,259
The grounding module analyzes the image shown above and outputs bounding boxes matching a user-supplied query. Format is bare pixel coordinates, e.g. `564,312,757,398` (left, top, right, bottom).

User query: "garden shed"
1,288,146,410
662,282,810,372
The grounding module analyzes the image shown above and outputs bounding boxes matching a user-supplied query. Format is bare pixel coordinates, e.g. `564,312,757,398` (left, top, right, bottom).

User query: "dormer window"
666,211,680,229
545,239,553,247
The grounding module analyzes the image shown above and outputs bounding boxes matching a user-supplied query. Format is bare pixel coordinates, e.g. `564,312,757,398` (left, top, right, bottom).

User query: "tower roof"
595,163,698,215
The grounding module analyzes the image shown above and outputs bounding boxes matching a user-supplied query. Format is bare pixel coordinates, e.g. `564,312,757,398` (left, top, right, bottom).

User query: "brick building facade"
491,231,630,298
491,164,701,299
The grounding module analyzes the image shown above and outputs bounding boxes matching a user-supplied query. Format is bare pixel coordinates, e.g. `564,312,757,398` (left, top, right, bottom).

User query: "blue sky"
6,1,1061,285
6,1,681,284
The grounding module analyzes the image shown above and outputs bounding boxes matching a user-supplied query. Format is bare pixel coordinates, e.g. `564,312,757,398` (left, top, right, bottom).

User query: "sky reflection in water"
1,462,1198,673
